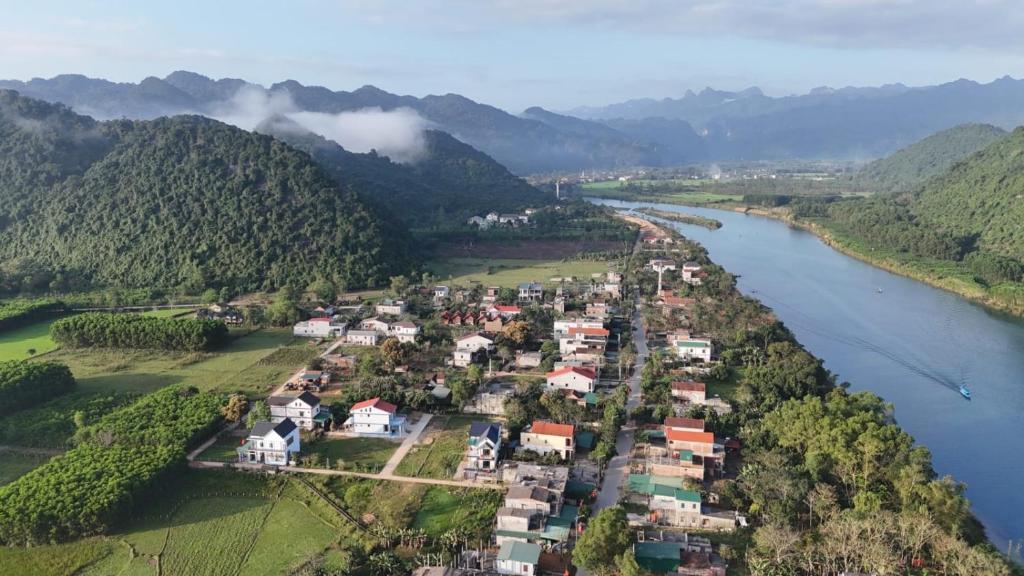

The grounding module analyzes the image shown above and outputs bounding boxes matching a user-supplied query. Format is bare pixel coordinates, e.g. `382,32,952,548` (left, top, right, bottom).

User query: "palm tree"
367,551,402,576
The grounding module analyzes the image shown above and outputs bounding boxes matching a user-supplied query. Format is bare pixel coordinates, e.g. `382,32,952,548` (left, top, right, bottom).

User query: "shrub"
51,312,229,351
0,360,75,414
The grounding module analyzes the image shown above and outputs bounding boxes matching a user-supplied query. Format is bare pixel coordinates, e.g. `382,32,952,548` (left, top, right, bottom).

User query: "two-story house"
267,391,330,430
239,418,300,466
465,422,502,477
517,282,543,302
545,366,597,393
375,299,407,316
293,317,346,338
671,381,707,404
390,321,420,343
520,421,575,460
345,397,405,436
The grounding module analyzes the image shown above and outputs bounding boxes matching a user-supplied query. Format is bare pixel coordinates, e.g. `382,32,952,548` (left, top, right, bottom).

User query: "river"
591,198,1024,552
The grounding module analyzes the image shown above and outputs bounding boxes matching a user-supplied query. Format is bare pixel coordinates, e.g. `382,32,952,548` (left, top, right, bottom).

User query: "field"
580,180,743,205
0,317,58,361
394,415,489,480
40,329,314,397
0,451,51,486
196,434,248,462
0,470,361,576
427,257,610,288
303,437,400,472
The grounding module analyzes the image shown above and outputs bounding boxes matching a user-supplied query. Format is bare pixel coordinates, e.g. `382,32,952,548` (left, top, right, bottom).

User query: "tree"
466,364,484,385
308,278,337,302
265,299,301,327
200,288,220,304
389,275,409,296
615,551,651,576
220,394,248,422
379,338,405,369
501,320,532,348
573,506,631,573
246,400,269,429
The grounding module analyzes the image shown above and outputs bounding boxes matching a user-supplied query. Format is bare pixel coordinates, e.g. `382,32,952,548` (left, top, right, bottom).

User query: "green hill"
855,123,1007,193
0,90,412,294
913,127,1024,260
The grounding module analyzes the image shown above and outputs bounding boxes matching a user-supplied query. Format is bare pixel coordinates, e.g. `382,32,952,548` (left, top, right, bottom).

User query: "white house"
267,391,330,430
375,299,407,316
345,397,405,436
673,338,713,362
520,421,575,460
496,541,541,576
546,366,597,393
456,333,495,352
360,317,391,334
390,320,420,343
293,317,345,338
558,326,609,356
682,262,704,286
518,282,543,302
433,286,450,300
466,421,502,477
346,330,379,346
487,304,521,319
553,318,605,337
467,215,491,229
239,418,300,466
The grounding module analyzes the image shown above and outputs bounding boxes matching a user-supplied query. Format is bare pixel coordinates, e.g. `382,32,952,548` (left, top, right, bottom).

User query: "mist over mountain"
6,72,1024,172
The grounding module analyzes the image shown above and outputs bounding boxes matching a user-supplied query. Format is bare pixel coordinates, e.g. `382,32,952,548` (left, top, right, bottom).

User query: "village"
185,212,744,576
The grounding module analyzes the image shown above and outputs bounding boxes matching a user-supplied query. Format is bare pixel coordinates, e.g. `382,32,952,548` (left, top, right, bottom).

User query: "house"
456,333,495,353
486,212,500,222
664,417,704,432
293,317,345,338
553,318,605,337
267,391,330,430
496,541,541,576
546,366,597,393
467,215,491,229
520,421,575,460
452,348,485,368
671,381,707,404
483,286,501,303
505,485,558,516
515,351,543,369
390,321,420,343
558,327,609,356
673,338,713,362
629,474,701,526
346,330,379,346
586,300,610,318
666,428,716,459
465,422,502,477
360,317,391,334
344,397,405,436
648,258,677,271
238,418,300,466
482,316,504,333
488,304,521,319
553,296,565,314
518,282,543,302
433,286,450,300
375,299,407,316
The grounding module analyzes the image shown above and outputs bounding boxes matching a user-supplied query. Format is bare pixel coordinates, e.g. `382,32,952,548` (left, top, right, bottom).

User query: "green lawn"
304,437,400,472
427,257,610,288
0,318,58,361
394,415,488,480
411,486,502,537
141,307,197,318
196,434,248,462
0,451,51,486
40,329,310,397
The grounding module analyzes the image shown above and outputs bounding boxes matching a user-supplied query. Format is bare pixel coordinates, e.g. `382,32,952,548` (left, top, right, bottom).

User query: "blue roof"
469,422,500,443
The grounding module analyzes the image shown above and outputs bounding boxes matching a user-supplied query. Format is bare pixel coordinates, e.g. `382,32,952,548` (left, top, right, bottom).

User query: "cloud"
211,86,429,163
339,0,1024,52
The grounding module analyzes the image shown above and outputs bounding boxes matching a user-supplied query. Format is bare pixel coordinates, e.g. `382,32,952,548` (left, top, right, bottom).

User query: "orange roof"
665,428,714,444
568,327,610,337
492,304,521,313
350,397,396,414
663,296,695,307
529,421,575,438
546,366,597,380
664,417,704,431
671,381,706,392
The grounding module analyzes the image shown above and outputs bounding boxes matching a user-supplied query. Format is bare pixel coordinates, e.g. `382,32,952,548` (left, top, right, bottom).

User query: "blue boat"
959,384,971,400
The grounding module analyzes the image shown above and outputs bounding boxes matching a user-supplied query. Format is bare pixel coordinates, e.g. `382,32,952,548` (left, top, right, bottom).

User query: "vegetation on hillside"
50,313,230,352
0,360,75,414
0,299,64,333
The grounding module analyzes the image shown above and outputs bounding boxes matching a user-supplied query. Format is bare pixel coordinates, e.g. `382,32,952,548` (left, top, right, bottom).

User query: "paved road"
379,413,433,475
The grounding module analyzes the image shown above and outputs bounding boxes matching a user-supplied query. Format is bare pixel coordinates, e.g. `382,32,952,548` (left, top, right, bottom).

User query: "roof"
457,332,493,342
491,304,521,313
306,317,331,323
267,392,320,407
498,541,542,564
635,541,683,573
574,430,596,449
671,381,707,392
392,321,418,329
675,340,711,348
664,417,704,431
350,397,397,414
546,366,596,380
568,327,610,337
527,421,575,438
518,282,542,290
469,422,501,443
629,474,701,502
506,485,552,502
665,428,715,445
347,330,378,337
250,418,297,438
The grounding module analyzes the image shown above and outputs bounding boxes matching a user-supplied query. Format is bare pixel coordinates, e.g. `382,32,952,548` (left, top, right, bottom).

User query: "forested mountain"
854,124,1007,193
0,90,412,294
256,115,550,224
913,127,1024,261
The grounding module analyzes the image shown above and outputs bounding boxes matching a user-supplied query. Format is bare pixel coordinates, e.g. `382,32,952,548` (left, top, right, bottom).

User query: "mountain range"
7,72,1024,173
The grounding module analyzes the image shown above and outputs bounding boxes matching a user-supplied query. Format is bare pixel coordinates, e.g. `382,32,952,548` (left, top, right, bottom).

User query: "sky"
2,0,1023,111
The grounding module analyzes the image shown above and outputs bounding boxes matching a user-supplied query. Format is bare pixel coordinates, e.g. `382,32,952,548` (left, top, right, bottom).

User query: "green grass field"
427,257,609,288
0,451,51,486
140,307,197,318
0,318,58,361
394,415,488,480
196,434,247,462
41,329,310,397
411,486,502,538
304,437,400,471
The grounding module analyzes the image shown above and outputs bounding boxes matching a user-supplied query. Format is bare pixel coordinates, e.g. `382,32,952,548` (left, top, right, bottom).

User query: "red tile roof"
671,381,706,392
308,317,331,323
568,327,610,337
665,428,714,444
492,305,521,313
529,420,575,438
350,397,396,414
546,366,597,380
664,417,704,431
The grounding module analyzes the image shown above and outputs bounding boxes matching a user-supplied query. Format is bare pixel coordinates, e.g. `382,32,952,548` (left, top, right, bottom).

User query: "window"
522,565,529,573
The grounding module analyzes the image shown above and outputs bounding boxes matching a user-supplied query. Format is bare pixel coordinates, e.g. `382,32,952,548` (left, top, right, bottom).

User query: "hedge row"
0,299,63,333
0,385,226,545
51,312,229,351
0,360,76,414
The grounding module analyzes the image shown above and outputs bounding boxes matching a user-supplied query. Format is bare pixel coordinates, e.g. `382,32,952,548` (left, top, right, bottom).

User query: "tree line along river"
590,197,1024,554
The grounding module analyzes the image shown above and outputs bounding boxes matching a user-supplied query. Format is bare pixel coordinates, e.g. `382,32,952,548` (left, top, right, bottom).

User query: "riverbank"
635,207,722,229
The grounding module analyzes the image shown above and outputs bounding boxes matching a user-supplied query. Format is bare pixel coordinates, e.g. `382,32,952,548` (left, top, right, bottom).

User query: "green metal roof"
677,449,693,461
629,474,701,503
312,412,331,423
575,430,596,449
675,340,710,348
634,542,682,573
583,392,599,405
497,540,542,564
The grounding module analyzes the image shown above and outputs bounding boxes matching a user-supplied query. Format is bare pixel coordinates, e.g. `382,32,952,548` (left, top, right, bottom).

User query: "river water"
591,198,1024,552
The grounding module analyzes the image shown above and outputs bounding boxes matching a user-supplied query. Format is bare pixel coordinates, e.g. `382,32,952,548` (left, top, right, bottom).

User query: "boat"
877,288,884,294
959,384,971,400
